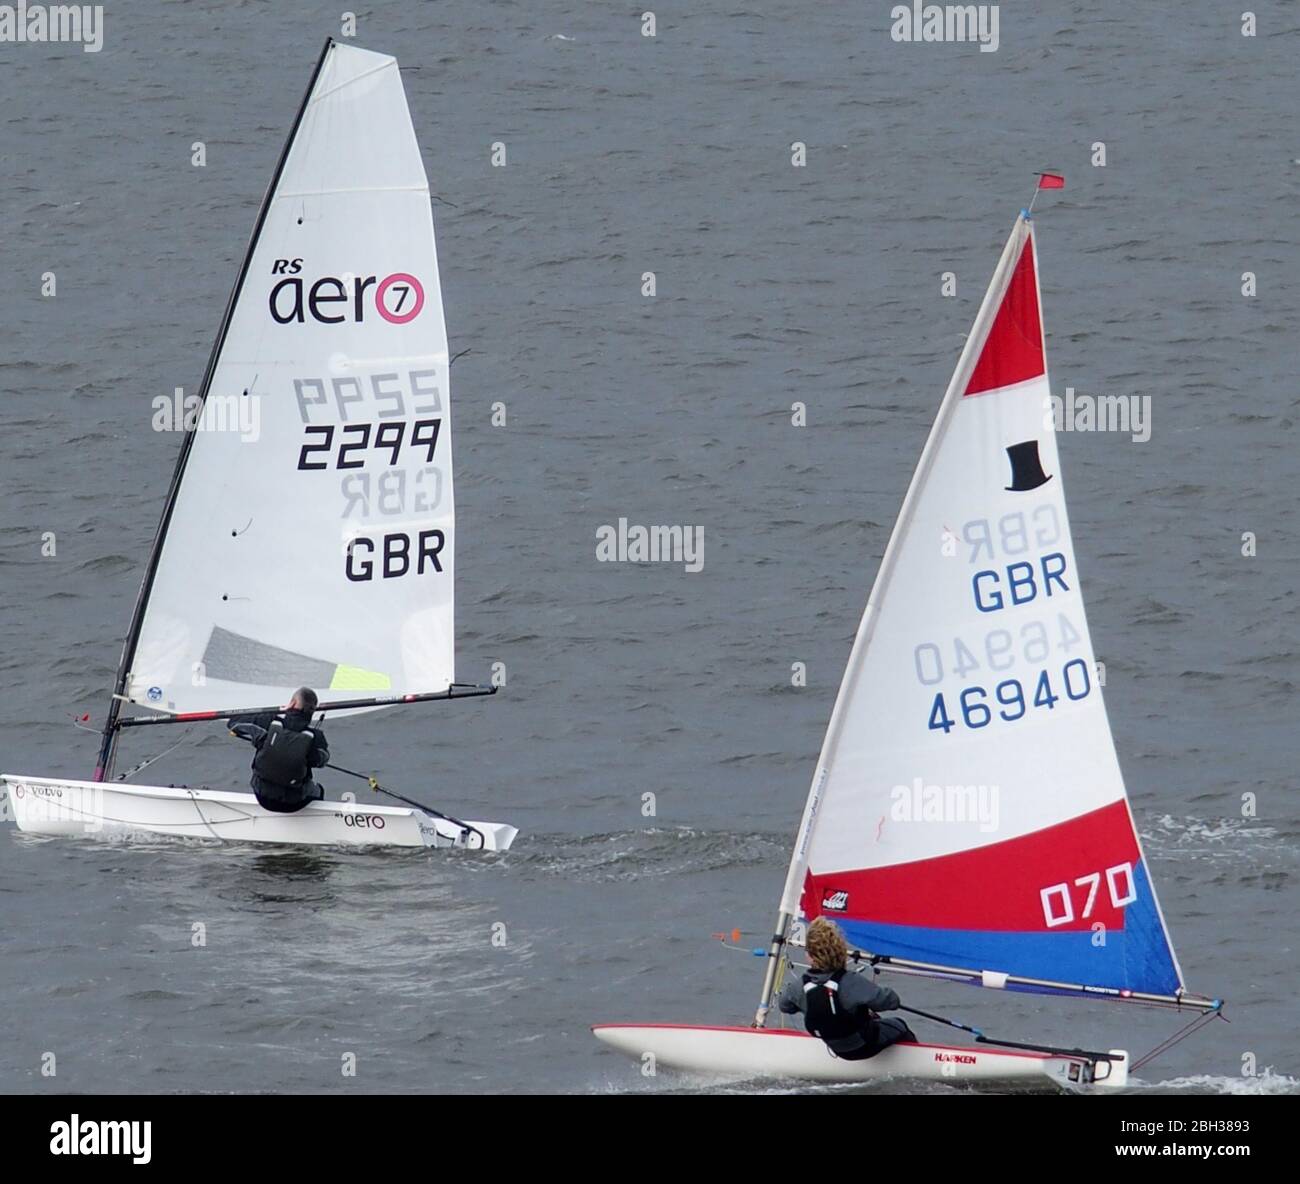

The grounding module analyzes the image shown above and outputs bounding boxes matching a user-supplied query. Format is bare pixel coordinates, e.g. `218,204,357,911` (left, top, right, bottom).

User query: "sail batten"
778,215,1185,1001
277,185,430,197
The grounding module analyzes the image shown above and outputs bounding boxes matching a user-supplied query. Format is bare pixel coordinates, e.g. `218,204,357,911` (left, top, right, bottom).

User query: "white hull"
1,775,516,851
592,1024,1128,1090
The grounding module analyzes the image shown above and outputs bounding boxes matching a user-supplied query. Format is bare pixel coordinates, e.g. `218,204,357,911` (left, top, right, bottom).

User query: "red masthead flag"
1037,172,1065,189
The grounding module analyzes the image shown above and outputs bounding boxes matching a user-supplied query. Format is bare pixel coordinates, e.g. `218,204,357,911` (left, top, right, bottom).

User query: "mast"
94,39,337,780
753,215,1032,1025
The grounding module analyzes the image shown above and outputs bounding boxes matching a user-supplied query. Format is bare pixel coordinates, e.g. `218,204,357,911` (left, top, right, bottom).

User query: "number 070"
1039,862,1137,928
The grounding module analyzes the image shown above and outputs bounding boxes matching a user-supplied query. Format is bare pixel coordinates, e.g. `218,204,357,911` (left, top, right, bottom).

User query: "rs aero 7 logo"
268,259,424,326
335,812,386,830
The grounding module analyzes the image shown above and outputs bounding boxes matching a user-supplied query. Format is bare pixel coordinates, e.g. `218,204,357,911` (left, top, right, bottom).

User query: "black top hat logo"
1005,440,1053,492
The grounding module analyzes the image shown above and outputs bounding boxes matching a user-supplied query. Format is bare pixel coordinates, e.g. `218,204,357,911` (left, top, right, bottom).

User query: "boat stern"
1092,1049,1129,1090
418,815,518,852
1041,1047,1129,1092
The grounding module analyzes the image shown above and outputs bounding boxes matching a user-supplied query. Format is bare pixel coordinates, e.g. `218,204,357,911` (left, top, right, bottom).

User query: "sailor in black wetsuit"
778,917,917,1060
228,687,330,813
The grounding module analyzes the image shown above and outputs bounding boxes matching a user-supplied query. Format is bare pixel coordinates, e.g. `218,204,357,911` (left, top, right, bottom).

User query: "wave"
1142,814,1294,867
500,827,786,882
1131,1069,1299,1095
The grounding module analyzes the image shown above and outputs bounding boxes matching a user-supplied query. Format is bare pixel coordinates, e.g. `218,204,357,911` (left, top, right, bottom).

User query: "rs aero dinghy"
2,41,515,852
595,182,1223,1088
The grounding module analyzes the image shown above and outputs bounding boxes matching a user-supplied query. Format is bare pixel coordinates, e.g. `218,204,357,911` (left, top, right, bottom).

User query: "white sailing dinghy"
595,195,1221,1087
3,40,516,852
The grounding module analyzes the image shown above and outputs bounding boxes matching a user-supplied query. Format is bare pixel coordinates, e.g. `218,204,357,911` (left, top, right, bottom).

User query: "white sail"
777,215,1183,997
126,43,455,715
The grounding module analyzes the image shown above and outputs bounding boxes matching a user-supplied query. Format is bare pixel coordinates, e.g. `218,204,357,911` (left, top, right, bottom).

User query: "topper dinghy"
594,192,1221,1086
2,40,515,852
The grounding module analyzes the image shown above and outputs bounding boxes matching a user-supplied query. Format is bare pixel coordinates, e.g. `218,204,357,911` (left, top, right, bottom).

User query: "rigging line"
324,762,486,850
11,798,248,832
897,1004,984,1038
309,56,390,103
893,1004,1116,1063
448,347,471,367
116,728,197,782
772,949,789,1002
973,1034,1117,1062
61,792,262,830
1131,1007,1226,1074
770,953,793,1030
187,790,225,841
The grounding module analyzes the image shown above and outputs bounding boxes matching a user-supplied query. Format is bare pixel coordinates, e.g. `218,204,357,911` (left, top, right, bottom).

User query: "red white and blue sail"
779,214,1183,999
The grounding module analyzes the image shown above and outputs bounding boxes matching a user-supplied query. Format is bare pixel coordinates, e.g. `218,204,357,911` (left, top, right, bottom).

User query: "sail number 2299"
297,419,442,470
927,660,1092,734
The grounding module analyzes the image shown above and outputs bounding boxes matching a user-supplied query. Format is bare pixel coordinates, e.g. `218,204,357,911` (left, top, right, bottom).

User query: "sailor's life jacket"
779,964,909,1061
253,719,317,789
801,969,872,1051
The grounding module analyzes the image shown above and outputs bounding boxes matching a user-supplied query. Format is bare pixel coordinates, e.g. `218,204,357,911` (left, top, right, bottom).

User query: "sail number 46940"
927,660,1091,734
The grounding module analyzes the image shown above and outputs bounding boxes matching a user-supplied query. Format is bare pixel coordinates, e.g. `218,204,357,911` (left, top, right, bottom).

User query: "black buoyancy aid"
801,970,866,1044
252,719,316,788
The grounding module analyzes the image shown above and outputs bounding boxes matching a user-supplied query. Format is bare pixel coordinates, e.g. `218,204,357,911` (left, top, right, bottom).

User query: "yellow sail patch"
329,665,391,691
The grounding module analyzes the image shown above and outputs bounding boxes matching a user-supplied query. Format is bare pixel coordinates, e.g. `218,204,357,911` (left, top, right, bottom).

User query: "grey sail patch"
201,626,337,687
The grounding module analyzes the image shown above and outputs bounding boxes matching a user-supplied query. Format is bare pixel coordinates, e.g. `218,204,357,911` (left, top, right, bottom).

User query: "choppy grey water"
1,1,1297,1094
